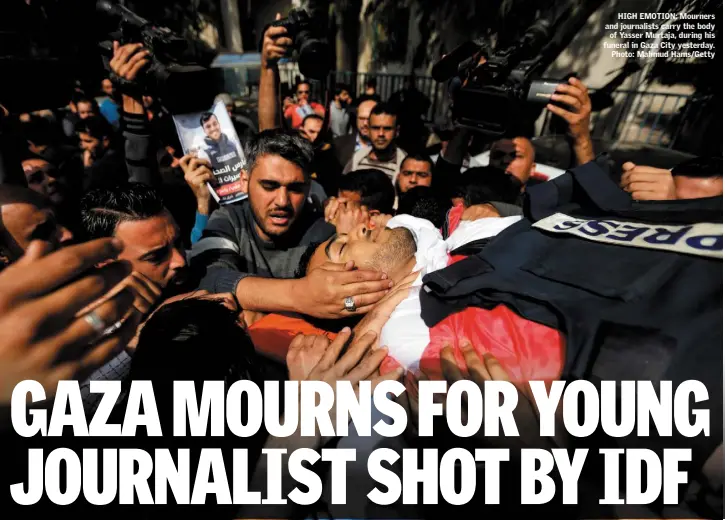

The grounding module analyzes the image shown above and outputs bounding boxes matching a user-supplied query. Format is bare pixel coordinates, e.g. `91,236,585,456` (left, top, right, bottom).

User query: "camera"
435,20,568,137
97,0,218,114
264,9,331,80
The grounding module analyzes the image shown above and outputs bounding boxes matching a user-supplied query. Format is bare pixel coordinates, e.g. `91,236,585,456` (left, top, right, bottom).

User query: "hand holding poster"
173,100,247,205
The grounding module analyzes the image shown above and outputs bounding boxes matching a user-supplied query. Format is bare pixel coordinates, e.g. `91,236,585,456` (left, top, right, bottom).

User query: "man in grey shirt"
329,83,352,138
191,129,394,320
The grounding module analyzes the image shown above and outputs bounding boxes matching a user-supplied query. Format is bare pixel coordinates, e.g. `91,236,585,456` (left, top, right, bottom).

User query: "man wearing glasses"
333,98,378,168
284,80,325,130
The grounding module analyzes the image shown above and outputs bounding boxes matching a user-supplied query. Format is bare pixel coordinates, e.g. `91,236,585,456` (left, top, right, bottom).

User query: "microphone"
431,41,481,83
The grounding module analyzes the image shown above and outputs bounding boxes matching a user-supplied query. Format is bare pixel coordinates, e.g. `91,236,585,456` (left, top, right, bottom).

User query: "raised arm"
546,77,595,166
258,15,293,131
108,41,160,186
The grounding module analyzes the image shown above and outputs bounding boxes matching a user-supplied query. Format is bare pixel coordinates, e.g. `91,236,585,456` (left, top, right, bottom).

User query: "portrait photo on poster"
172,100,248,205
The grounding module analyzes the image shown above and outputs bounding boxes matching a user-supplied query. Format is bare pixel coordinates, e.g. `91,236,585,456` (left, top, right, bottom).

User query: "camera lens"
297,38,331,80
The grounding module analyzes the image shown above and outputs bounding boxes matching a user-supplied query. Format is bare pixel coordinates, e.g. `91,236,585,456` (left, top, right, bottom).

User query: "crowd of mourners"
0,14,722,520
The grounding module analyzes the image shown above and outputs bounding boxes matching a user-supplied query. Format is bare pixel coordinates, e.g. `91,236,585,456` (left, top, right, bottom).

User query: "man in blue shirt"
98,77,121,129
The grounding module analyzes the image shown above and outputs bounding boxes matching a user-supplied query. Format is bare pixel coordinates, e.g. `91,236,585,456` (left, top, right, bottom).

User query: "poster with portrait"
172,100,247,205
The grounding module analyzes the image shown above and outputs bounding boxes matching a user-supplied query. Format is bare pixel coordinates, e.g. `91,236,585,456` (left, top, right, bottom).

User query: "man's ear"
241,169,249,193
103,137,110,149
530,162,537,175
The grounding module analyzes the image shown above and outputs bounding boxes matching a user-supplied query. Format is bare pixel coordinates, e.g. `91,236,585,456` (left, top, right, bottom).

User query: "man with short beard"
343,102,407,184
191,129,395,320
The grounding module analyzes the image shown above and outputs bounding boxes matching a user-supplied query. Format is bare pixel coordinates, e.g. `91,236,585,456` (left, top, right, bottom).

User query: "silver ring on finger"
83,311,108,335
102,319,125,337
344,296,357,312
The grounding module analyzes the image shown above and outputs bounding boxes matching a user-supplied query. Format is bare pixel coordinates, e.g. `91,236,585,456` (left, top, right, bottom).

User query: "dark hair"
71,91,91,106
355,93,381,106
302,114,324,127
370,102,397,119
397,186,451,229
458,166,520,206
671,156,723,179
199,112,217,126
74,115,113,140
296,80,311,91
243,128,314,178
338,168,395,214
401,152,434,171
75,96,95,108
130,298,258,383
124,298,265,485
335,83,351,97
80,184,166,240
365,78,377,88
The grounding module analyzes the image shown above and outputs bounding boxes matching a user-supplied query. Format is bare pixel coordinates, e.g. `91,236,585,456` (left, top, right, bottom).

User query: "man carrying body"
343,102,407,184
191,129,392,319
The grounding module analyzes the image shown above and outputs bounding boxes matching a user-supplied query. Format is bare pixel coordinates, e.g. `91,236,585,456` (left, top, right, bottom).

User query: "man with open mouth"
191,129,394,321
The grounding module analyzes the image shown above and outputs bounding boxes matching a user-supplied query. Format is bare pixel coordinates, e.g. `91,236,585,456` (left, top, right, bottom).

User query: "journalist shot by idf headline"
0,0,722,518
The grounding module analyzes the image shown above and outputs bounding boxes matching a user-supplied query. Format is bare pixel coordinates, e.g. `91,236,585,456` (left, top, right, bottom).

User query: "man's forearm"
235,276,302,314
572,133,595,165
258,66,280,131
122,94,145,116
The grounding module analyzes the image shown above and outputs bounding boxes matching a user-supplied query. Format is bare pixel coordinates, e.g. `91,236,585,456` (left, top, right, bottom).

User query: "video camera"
433,20,568,137
97,0,217,114
263,9,332,81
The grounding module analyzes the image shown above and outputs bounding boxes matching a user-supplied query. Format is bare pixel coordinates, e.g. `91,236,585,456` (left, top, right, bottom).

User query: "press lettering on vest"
685,234,723,251
605,224,649,242
579,220,619,237
552,219,586,231
642,226,693,245
533,213,723,259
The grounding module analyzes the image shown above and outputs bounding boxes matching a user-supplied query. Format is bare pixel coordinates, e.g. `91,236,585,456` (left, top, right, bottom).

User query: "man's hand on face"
109,42,150,83
546,77,592,141
620,161,677,200
324,196,345,224
293,260,394,319
261,13,293,69
334,200,370,235
179,154,214,214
